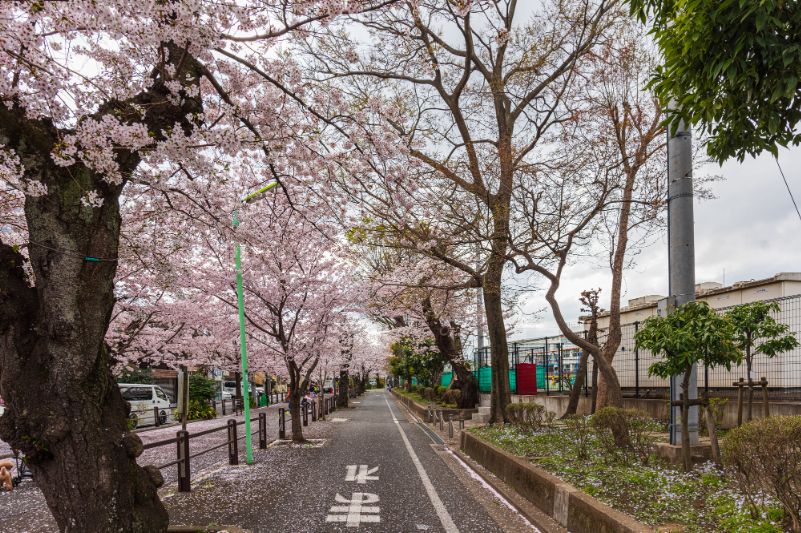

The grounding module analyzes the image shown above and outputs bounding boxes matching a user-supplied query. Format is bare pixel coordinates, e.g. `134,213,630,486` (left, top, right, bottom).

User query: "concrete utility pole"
666,103,698,446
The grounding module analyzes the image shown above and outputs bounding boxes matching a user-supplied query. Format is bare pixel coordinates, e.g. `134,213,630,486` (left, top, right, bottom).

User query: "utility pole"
476,250,484,361
666,103,698,446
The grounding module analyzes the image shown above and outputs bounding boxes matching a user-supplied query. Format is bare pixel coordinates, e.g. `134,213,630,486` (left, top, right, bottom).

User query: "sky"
511,145,801,340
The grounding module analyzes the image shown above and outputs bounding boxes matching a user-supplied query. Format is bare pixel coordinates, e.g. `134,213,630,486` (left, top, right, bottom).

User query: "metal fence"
470,293,801,401
596,294,801,401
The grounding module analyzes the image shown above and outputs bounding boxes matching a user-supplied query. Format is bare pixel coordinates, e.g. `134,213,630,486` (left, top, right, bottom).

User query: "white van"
119,384,171,428
223,381,244,396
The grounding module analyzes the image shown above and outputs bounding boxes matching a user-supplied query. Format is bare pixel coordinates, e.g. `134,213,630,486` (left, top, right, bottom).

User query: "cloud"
513,146,801,340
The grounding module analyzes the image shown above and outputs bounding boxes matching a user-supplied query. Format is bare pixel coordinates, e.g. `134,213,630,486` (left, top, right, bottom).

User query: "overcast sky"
511,145,801,340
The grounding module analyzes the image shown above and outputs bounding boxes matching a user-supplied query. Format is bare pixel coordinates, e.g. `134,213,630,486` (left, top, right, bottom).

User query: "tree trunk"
0,107,169,532
359,371,368,395
288,372,305,443
451,362,479,409
484,282,511,424
337,369,349,408
591,361,599,413
562,349,589,418
540,271,624,409
746,356,753,423
681,367,692,472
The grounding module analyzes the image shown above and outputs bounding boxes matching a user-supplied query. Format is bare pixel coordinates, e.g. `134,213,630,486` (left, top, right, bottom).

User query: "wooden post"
222,398,226,416
279,408,286,439
177,430,190,492
228,419,238,465
303,403,309,427
761,377,770,418
735,378,744,427
154,406,161,427
258,412,267,449
702,393,721,466
311,402,317,422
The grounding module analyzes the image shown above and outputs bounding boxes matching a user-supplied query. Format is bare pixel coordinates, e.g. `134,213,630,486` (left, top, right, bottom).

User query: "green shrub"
436,385,447,397
564,414,592,458
592,407,631,462
188,373,218,404
625,409,661,465
592,407,659,465
722,415,801,530
185,400,218,421
423,387,435,400
505,402,546,433
409,384,418,393
443,389,460,405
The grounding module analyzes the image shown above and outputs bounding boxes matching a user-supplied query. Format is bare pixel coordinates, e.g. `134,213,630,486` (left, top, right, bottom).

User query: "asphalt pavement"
165,390,539,532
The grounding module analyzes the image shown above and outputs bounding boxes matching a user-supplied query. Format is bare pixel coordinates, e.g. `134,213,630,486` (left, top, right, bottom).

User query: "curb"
460,431,653,533
167,527,251,533
450,445,570,533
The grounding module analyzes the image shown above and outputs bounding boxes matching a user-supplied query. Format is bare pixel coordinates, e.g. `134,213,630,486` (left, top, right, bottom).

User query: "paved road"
166,390,538,533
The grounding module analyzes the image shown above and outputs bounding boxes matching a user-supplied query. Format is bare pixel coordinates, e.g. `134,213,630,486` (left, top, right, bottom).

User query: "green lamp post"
234,181,278,465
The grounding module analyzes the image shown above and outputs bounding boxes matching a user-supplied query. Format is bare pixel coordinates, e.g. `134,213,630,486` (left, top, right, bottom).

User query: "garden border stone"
460,431,653,533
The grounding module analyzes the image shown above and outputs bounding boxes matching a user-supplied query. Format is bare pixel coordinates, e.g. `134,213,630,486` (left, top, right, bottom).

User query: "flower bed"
470,424,788,532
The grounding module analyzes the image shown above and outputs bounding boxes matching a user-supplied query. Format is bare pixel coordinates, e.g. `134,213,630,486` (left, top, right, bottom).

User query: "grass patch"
393,388,456,408
470,425,787,532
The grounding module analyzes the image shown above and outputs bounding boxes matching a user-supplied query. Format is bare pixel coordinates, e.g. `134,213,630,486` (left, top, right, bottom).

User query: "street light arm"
242,182,278,204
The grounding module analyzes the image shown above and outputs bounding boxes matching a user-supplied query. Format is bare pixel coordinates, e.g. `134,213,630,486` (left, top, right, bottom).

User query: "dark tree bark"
422,298,479,409
484,263,512,424
288,372,307,443
563,290,601,418
0,42,202,532
337,368,349,408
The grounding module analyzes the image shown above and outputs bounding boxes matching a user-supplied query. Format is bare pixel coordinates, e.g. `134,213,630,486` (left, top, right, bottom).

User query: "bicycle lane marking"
383,394,460,533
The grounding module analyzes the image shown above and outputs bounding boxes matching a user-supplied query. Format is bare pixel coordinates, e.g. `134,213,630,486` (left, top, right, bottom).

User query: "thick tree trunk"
562,349,589,418
0,42,202,532
451,362,479,409
288,374,305,443
0,108,168,532
484,281,511,424
337,369,349,408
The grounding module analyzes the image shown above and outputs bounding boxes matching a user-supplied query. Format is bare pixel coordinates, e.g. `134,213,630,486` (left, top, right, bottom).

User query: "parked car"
223,381,244,396
119,384,171,428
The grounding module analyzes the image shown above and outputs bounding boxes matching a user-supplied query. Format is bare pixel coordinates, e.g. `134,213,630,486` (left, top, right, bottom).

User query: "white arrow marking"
326,492,380,527
345,465,379,484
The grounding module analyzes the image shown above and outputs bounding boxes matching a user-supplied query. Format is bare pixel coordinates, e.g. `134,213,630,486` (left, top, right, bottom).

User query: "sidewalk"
1,402,332,533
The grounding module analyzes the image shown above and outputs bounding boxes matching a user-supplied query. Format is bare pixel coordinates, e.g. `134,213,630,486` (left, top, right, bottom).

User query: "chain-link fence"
595,294,801,401
470,294,801,401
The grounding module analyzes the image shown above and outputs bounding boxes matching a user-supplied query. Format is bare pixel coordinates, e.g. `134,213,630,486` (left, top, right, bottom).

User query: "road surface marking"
331,418,348,422
346,465,379,484
326,492,381,527
384,395,459,533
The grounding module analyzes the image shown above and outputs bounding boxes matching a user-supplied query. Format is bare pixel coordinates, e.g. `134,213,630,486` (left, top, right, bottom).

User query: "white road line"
384,395,460,533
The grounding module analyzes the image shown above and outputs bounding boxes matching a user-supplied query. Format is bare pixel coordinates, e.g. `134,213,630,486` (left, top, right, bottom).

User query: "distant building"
585,272,801,330
580,272,801,396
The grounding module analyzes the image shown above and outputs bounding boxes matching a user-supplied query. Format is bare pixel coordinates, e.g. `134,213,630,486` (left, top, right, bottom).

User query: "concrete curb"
390,389,477,421
167,527,251,533
460,431,653,533
450,446,570,533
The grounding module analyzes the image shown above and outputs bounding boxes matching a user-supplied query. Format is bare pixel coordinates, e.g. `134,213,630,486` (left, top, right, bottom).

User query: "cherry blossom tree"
0,1,391,530
298,0,622,422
